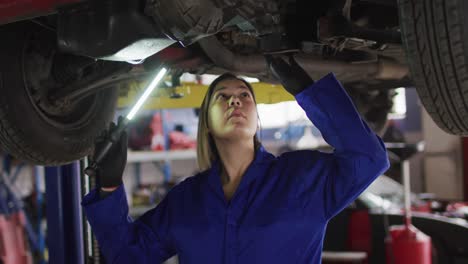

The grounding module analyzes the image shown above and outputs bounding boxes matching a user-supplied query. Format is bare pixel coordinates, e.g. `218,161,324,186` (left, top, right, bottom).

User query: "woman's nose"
229,96,241,106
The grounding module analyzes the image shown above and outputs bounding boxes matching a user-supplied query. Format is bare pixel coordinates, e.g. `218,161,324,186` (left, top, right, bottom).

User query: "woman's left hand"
265,54,314,96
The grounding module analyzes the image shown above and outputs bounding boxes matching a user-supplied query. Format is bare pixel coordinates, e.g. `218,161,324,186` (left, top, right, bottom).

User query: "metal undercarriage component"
58,0,282,61
198,36,408,83
56,0,409,85
54,0,409,101
145,0,282,46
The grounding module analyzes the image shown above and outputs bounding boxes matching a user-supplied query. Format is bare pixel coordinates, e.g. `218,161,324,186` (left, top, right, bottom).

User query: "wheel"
398,0,468,135
0,21,118,165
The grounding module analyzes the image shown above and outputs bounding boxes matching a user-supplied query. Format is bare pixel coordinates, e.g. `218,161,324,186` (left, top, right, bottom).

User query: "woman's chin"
215,127,255,141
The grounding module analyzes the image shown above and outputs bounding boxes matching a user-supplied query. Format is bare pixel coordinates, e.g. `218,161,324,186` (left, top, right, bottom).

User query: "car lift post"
45,162,84,264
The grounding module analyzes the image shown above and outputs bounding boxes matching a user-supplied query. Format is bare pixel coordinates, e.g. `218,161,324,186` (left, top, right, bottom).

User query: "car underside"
0,0,467,165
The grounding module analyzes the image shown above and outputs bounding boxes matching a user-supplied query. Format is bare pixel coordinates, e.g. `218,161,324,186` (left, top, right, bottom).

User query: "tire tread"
399,0,468,135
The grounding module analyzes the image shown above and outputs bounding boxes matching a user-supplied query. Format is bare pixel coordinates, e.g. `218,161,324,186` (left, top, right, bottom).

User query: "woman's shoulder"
277,148,325,161
273,148,332,170
168,170,210,193
162,171,209,206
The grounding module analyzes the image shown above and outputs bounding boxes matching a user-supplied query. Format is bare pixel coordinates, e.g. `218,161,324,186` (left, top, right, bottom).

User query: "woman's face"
207,79,258,142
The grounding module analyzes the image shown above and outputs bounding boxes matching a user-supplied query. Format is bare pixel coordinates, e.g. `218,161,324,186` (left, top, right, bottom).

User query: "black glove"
92,117,128,189
265,55,314,96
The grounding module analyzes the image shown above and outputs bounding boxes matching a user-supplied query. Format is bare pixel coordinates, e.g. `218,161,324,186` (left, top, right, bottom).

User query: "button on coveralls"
82,73,390,264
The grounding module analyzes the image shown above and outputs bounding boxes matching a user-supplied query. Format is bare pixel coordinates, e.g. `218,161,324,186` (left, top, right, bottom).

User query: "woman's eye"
216,94,227,99
241,92,250,98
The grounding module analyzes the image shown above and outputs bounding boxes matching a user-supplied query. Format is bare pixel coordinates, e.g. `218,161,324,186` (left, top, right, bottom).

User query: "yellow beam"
118,81,294,109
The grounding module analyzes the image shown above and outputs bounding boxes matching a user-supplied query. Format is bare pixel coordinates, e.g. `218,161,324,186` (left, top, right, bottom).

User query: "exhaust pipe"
198,36,409,82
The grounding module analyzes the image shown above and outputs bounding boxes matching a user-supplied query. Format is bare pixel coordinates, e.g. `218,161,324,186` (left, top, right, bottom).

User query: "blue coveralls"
82,73,390,264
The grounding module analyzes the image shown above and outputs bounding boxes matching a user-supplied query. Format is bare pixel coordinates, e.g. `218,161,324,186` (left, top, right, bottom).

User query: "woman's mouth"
228,110,245,119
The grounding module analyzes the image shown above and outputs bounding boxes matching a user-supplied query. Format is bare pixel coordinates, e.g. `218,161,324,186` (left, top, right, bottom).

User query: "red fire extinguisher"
385,143,431,264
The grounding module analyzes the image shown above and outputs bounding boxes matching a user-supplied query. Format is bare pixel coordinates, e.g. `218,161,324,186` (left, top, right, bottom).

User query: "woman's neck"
215,139,255,186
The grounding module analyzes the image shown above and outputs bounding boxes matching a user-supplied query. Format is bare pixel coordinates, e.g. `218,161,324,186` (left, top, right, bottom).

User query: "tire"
0,22,118,165
398,0,468,135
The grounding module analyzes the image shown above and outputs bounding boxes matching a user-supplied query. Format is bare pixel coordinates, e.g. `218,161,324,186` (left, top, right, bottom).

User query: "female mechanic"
82,56,389,264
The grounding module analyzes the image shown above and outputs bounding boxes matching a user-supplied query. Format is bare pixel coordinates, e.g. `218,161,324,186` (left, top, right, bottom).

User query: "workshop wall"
4,164,37,199
422,108,464,200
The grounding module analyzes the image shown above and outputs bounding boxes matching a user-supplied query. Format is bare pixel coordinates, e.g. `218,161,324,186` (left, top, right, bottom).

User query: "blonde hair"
196,73,261,171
